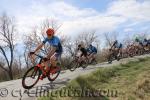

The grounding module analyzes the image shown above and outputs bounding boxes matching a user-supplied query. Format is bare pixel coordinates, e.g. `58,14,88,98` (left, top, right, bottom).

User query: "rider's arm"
47,46,57,59
34,43,44,53
110,45,114,50
112,42,116,47
33,37,48,53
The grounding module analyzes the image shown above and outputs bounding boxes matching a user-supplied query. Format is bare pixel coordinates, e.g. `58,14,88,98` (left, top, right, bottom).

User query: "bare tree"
103,32,119,47
73,30,100,54
63,31,100,57
23,47,30,68
0,13,16,80
63,37,76,56
77,31,99,46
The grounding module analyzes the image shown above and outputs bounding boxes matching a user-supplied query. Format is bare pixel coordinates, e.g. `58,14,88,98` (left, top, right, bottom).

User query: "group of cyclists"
29,28,150,79
109,36,150,61
134,37,150,48
77,43,97,64
29,28,98,79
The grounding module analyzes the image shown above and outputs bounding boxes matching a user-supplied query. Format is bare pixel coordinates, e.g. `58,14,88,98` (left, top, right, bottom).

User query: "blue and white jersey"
114,42,122,48
42,36,63,53
87,46,97,53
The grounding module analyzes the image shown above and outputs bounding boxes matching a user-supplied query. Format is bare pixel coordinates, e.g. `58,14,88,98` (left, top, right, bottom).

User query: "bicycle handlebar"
33,53,43,59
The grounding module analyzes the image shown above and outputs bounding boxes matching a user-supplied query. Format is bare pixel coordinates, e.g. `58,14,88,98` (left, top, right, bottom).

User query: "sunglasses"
47,34,52,36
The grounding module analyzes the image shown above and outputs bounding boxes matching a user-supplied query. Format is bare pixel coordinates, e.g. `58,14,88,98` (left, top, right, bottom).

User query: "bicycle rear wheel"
22,66,40,89
108,54,113,64
47,66,61,81
81,60,88,69
90,58,97,65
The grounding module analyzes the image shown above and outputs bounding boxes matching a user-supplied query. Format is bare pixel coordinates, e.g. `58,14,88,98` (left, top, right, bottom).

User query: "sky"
0,0,150,45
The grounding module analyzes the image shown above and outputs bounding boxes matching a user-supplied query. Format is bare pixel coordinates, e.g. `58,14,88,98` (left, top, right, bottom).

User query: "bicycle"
89,57,97,65
87,53,97,65
22,53,61,89
107,48,120,64
67,55,88,71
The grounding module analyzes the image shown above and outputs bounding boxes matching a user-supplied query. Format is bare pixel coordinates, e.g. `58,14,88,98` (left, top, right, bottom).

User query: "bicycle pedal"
40,75,46,80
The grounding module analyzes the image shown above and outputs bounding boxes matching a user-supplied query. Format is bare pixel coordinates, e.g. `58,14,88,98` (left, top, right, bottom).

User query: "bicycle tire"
22,66,40,89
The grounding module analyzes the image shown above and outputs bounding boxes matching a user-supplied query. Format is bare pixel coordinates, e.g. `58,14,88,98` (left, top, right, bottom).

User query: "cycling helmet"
78,44,81,48
135,37,139,42
46,28,54,36
89,44,92,47
144,38,147,41
114,40,118,43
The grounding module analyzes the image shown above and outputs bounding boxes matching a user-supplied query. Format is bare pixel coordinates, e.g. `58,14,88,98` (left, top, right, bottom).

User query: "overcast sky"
0,0,150,43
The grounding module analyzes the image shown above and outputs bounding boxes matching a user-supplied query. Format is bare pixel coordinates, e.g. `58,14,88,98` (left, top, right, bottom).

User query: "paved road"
0,54,149,100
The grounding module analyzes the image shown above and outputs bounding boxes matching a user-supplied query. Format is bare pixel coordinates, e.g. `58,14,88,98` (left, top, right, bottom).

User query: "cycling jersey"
42,36,63,54
148,39,150,44
87,48,92,53
78,47,87,57
113,42,122,49
87,46,97,53
143,40,148,46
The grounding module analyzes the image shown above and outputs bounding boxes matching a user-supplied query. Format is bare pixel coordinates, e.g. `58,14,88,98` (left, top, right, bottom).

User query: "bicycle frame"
30,54,48,77
32,53,60,76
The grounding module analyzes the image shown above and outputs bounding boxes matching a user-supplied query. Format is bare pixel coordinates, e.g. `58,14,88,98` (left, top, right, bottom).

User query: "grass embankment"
39,57,150,100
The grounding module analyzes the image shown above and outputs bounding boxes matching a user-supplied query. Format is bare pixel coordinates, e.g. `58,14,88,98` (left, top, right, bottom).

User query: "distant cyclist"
111,40,123,57
142,38,150,51
135,37,143,46
87,44,97,63
143,38,148,47
77,44,88,63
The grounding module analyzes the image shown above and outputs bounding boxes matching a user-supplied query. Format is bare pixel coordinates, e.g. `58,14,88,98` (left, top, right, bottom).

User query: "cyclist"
77,44,88,63
87,44,97,63
111,40,123,57
135,37,143,46
143,38,148,46
143,38,150,51
30,28,63,80
148,39,150,49
148,39,150,44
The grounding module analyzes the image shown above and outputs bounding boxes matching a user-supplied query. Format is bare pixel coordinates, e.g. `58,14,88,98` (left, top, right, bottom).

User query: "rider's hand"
29,52,35,56
28,52,35,57
43,57,49,61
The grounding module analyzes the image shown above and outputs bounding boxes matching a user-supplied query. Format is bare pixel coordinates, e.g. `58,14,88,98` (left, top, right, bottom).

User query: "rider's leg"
43,60,49,71
82,56,86,62
44,53,58,71
50,53,59,68
40,59,50,80
118,44,123,56
88,53,92,63
81,54,88,63
90,53,95,62
115,48,119,56
119,48,122,56
92,53,96,60
79,54,84,63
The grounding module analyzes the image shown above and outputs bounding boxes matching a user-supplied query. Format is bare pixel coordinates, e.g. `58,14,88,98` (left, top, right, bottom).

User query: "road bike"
22,53,61,89
67,55,89,71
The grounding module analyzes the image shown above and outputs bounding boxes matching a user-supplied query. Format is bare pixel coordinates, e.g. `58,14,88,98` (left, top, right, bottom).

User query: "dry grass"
39,57,150,100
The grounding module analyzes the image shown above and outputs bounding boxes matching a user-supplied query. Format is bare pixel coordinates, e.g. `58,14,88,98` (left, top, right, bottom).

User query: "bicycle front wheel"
69,60,78,71
108,53,114,64
22,66,40,89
